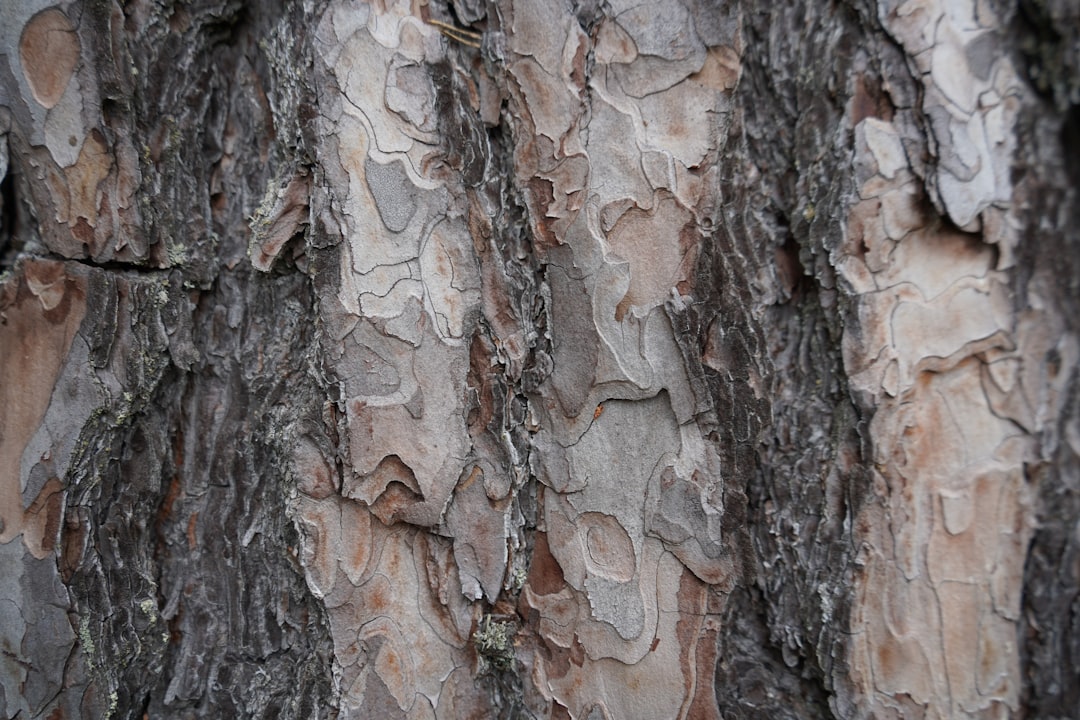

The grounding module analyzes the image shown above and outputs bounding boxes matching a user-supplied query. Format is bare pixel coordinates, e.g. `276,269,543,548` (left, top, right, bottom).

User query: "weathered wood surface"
1,1,1077,718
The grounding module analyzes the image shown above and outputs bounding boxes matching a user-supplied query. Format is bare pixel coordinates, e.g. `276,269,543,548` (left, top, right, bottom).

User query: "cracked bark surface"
1,1,1078,718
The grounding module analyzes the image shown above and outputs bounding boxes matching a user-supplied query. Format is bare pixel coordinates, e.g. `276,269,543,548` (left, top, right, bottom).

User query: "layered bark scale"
1,0,1078,718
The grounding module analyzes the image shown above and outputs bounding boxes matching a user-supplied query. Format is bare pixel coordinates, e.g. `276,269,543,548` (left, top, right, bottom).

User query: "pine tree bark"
1,1,1077,718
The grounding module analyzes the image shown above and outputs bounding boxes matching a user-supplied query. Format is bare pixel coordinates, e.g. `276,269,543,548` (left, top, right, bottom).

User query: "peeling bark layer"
1,1,1078,719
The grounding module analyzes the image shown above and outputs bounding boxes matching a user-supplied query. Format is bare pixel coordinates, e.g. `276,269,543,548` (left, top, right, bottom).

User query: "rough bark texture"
1,1,1077,719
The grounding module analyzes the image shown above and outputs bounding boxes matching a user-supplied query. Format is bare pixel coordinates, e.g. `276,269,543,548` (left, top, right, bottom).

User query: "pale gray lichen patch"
472,615,517,674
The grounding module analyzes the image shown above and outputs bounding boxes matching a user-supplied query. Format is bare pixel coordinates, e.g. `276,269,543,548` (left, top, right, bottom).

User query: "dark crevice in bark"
1013,11,1080,710
49,1,337,717
0,167,18,272
49,253,174,275
145,276,336,716
433,57,491,188
570,0,606,36
454,28,547,715
65,365,176,718
715,586,835,720
715,1,877,715
1060,103,1080,193
1013,0,1080,110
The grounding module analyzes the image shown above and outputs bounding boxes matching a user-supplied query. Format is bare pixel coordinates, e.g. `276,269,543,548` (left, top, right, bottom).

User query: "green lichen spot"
78,616,96,668
166,243,188,267
473,615,516,674
139,598,157,623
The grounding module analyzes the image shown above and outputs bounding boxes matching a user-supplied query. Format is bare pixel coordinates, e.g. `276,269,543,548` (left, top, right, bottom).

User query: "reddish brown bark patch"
0,261,86,552
19,8,80,109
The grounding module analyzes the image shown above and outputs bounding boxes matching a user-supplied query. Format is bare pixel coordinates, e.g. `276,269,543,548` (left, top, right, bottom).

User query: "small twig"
426,18,481,39
427,18,482,48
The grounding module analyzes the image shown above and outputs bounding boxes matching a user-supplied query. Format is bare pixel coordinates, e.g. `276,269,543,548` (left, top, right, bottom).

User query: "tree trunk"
1,0,1077,718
